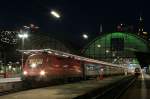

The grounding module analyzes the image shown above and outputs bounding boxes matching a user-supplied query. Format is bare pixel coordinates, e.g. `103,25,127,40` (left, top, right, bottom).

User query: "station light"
82,34,88,39
18,33,28,38
106,50,109,53
13,68,16,71
51,10,60,18
23,71,28,75
8,65,12,69
97,44,101,48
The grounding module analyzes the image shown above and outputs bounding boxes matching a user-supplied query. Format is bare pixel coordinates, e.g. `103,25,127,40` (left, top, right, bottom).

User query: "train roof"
18,48,127,69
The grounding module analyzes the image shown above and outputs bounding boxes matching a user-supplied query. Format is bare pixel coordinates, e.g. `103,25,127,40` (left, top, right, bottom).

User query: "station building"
82,32,150,71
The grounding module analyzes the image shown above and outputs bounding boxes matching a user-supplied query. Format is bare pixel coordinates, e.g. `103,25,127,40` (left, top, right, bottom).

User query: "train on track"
134,68,141,76
21,49,127,82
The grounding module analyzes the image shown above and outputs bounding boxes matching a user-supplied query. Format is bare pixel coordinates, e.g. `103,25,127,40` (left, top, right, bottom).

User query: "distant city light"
82,34,88,39
23,26,30,29
24,24,39,30
51,10,60,18
0,31,17,44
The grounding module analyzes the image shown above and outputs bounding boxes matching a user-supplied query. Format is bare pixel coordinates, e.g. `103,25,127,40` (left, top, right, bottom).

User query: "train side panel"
84,62,100,78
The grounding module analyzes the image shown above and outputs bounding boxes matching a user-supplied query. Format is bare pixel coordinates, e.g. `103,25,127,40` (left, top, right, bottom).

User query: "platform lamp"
18,30,28,71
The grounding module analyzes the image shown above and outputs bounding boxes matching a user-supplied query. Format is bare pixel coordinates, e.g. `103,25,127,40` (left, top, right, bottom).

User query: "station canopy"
83,32,150,67
17,33,71,53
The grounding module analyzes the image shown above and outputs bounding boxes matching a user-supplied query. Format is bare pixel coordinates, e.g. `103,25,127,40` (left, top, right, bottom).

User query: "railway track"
74,76,136,99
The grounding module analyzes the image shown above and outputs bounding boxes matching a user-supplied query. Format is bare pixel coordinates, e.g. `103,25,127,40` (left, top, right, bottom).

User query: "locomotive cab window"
28,58,43,68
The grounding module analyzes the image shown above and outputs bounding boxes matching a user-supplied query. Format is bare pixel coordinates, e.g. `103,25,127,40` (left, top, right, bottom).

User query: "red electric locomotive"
23,52,83,81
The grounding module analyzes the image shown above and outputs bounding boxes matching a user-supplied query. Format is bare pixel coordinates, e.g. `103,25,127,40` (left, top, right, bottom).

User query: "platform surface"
0,77,21,83
0,76,126,99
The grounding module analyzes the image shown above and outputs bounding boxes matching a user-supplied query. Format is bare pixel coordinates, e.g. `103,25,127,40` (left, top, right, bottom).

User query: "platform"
0,77,21,83
0,76,127,99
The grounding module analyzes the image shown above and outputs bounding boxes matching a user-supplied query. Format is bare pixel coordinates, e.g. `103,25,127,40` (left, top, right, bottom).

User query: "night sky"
0,0,148,48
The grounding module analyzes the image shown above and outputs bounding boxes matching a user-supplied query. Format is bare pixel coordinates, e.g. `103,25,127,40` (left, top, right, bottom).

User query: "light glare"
106,50,109,53
51,11,60,18
23,71,27,75
31,63,36,68
18,33,28,38
83,34,88,39
40,70,45,76
97,44,101,48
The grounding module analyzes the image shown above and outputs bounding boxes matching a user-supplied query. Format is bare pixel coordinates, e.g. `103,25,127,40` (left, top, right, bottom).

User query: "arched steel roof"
83,32,150,60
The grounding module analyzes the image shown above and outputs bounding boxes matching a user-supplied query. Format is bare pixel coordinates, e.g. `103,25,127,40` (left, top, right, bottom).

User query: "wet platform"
0,76,127,99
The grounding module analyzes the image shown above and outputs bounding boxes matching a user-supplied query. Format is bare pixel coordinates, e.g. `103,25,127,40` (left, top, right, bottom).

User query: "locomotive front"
22,53,47,81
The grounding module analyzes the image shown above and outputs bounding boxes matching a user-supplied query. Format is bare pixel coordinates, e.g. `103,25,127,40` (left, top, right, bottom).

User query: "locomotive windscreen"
28,58,43,68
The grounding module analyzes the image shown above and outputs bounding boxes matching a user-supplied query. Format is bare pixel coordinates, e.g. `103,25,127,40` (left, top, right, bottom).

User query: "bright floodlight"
83,34,88,39
51,10,60,18
18,33,28,38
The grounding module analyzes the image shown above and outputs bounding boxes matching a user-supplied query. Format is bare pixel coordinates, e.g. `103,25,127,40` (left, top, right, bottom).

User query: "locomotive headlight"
23,71,28,75
40,70,45,76
31,63,36,68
